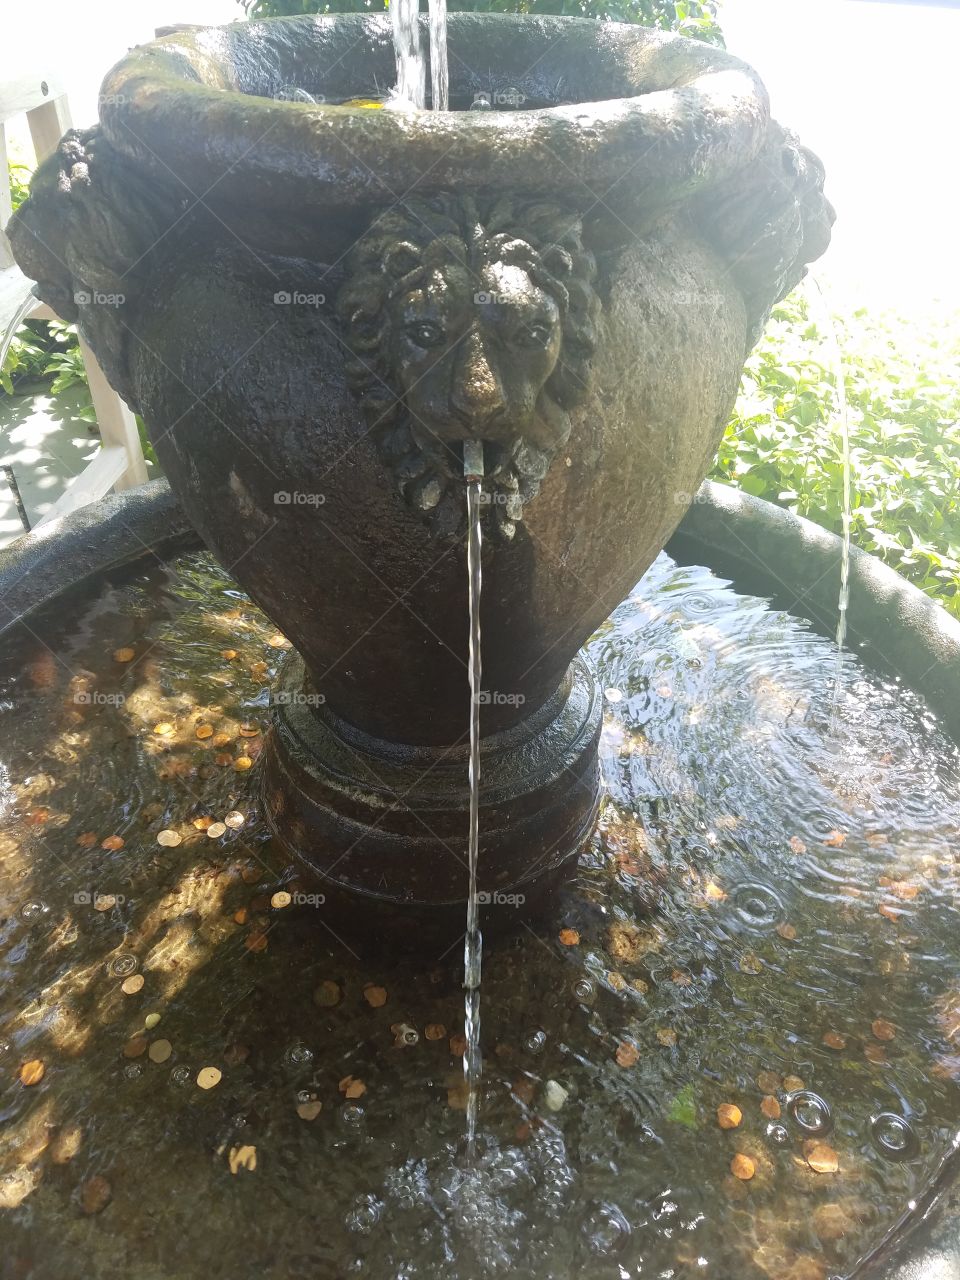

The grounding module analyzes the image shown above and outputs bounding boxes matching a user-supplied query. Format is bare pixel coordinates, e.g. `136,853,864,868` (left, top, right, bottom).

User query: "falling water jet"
428,0,449,112
807,274,853,715
391,0,426,109
462,438,484,1159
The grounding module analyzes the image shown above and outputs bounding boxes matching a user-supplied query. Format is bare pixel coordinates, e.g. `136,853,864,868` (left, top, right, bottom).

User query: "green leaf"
667,1082,698,1129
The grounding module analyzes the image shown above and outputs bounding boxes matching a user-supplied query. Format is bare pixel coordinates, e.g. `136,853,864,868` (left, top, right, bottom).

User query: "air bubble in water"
470,93,492,111
110,953,138,977
340,1103,365,1129
789,1091,832,1135
123,1062,143,1080
283,1041,313,1067
346,1193,382,1234
524,1029,547,1054
766,1123,790,1147
297,1089,314,1105
170,1065,192,1087
871,1113,919,1161
20,901,47,921
572,978,595,1004
582,1202,631,1254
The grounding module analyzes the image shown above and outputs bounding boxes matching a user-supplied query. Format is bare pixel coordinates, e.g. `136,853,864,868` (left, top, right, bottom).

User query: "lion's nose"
449,330,506,431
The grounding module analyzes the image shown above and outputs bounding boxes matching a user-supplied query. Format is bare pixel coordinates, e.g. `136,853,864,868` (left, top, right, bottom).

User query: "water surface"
0,551,957,1279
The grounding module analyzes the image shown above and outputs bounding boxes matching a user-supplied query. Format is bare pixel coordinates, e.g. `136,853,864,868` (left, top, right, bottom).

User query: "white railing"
0,68,148,532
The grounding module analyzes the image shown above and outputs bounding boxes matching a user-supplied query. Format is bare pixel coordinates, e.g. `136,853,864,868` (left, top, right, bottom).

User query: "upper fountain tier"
8,14,832,749
15,14,830,331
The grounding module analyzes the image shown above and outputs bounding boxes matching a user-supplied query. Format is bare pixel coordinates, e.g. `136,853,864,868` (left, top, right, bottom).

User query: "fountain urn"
9,13,832,924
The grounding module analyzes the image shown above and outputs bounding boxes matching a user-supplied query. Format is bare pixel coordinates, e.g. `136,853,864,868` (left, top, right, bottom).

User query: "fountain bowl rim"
92,12,774,220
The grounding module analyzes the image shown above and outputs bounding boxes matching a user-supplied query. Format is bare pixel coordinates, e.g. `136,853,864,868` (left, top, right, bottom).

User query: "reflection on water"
0,550,957,1279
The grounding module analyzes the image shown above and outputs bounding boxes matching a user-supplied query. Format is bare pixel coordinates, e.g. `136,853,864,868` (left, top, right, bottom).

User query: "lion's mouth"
413,432,515,482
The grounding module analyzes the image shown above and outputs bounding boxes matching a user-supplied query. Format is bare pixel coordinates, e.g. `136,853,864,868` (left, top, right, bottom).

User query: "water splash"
871,1113,920,1161
788,1090,833,1136
463,439,484,1158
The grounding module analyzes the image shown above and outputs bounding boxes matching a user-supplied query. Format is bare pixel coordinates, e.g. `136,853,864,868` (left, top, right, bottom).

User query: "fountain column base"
261,654,601,936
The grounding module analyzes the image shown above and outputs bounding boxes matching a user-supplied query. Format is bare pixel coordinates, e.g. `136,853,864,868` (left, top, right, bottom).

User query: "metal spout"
463,440,485,481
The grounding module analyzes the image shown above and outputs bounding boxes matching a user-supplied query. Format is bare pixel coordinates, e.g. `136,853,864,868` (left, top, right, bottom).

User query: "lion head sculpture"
10,121,830,546
336,193,601,540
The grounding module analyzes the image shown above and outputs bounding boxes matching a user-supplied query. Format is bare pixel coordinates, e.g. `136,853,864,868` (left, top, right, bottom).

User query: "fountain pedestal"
263,655,601,926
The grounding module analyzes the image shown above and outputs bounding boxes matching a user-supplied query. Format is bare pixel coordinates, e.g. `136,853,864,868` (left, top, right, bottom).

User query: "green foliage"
239,0,723,44
4,162,99,419
136,414,158,467
1,319,84,399
9,162,32,214
715,292,960,619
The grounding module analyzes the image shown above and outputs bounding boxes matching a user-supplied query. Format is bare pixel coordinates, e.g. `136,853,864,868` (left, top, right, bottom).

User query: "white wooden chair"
0,70,148,530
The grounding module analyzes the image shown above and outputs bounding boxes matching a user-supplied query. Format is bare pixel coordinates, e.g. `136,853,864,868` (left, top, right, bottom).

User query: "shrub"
238,0,723,45
715,291,960,618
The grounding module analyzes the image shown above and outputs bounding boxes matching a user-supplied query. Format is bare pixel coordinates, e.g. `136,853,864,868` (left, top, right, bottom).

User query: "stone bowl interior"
94,13,774,232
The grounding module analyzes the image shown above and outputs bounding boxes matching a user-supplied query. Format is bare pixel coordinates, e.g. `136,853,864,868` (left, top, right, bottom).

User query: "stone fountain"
8,14,832,926
6,20,960,1277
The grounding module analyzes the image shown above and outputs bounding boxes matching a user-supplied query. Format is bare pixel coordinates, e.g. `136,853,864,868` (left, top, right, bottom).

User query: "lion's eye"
517,323,552,348
408,321,445,348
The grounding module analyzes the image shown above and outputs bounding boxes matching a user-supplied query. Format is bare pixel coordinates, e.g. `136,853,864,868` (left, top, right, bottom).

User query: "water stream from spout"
390,0,448,111
462,440,484,1158
806,276,852,704
391,0,426,109
427,0,449,112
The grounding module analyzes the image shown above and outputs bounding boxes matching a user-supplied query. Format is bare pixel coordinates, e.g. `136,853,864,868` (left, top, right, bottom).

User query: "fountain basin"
0,479,958,1278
